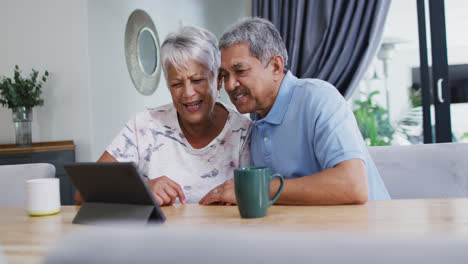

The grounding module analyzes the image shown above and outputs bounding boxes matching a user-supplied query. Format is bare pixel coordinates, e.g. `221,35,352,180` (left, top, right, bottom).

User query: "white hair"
161,26,220,83
219,17,288,73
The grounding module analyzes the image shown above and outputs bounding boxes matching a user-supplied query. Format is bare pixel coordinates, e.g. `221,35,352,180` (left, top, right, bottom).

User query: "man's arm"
199,159,368,206
270,159,368,205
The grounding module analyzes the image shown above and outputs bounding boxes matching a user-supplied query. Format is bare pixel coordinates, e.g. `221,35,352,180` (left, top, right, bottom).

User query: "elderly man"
199,17,390,206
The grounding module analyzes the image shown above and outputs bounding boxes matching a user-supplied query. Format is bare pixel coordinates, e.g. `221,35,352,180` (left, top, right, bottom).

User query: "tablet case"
64,162,165,225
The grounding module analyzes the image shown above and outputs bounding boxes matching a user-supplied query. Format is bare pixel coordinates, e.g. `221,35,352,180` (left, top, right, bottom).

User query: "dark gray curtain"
252,0,391,99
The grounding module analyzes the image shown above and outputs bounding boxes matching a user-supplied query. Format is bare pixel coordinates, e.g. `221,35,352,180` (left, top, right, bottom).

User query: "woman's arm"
97,151,118,162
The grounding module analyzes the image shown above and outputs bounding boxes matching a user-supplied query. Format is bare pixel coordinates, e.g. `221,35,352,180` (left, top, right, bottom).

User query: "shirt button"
264,137,269,142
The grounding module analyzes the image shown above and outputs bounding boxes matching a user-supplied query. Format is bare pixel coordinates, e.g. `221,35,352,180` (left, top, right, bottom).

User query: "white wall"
0,0,249,161
87,0,249,160
0,0,93,161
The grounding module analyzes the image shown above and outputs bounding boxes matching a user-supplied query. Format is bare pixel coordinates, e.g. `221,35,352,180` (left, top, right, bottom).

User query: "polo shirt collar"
254,71,296,125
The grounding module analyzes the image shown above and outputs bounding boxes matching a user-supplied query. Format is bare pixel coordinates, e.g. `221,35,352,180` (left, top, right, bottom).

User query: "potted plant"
0,65,49,147
353,91,394,146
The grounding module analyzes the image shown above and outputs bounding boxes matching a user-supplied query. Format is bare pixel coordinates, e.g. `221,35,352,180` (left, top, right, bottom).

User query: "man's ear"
269,55,284,80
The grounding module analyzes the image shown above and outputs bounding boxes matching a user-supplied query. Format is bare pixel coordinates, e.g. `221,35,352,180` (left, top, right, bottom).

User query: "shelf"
0,140,75,154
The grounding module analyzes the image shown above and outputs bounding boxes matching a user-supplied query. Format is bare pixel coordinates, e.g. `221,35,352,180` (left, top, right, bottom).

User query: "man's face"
219,43,278,117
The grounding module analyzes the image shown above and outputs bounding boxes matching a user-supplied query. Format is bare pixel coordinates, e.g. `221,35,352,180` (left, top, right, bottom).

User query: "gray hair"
219,17,288,73
161,26,220,82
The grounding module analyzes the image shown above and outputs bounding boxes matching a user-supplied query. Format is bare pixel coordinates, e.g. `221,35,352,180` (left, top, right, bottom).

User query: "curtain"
252,0,391,99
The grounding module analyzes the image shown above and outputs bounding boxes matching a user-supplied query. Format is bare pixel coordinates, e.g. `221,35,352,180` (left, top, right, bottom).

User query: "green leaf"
461,133,468,140
353,90,394,146
0,65,49,108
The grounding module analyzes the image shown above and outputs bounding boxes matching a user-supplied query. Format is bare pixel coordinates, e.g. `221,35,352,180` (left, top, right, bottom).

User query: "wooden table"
2,199,468,264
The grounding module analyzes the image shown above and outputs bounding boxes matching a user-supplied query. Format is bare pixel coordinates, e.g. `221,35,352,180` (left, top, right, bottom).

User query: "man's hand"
147,176,186,206
199,179,236,205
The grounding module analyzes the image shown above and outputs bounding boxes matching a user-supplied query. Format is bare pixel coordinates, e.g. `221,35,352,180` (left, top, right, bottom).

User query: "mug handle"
269,173,284,206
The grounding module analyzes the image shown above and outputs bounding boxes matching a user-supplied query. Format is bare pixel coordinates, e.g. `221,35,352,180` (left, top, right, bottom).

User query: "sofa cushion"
369,143,468,199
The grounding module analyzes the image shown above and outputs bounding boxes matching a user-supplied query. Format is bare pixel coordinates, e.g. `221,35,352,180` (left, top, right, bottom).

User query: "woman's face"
167,60,218,126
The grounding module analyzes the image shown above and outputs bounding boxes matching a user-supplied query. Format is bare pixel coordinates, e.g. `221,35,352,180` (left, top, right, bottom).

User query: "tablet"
64,162,165,223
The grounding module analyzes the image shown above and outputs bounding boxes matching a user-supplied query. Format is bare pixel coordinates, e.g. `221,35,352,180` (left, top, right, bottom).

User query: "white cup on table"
25,178,61,216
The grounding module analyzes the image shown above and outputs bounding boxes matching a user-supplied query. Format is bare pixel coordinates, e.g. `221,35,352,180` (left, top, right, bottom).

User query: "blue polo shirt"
250,72,390,200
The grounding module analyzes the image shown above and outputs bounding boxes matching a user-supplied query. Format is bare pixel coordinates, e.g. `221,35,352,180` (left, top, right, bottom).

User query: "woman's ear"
217,71,223,91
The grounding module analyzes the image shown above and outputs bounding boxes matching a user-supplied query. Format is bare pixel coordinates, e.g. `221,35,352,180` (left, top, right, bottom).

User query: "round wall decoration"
124,9,161,95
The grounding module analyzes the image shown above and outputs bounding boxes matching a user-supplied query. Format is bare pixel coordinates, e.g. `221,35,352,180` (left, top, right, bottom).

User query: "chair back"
0,163,55,206
369,143,468,199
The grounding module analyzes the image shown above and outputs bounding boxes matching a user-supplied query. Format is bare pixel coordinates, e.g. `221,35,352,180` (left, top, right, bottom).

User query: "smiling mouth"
183,100,202,112
235,94,244,100
231,90,248,103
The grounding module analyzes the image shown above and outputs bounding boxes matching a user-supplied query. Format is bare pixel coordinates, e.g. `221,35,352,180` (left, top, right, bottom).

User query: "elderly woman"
75,26,251,206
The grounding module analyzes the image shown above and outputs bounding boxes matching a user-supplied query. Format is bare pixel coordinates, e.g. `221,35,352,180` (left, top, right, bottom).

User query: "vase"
12,107,32,147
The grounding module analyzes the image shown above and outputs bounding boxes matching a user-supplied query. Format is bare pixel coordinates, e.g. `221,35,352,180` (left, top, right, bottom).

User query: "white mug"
25,178,61,216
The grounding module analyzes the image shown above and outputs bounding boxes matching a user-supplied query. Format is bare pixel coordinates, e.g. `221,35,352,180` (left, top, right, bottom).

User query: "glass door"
417,0,468,143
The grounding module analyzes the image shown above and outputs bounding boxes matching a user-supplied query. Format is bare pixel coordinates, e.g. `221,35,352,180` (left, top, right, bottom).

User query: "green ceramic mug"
234,167,284,218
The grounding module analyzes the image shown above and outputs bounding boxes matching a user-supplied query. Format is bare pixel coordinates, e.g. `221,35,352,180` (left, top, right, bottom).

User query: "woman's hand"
74,190,83,205
199,179,236,205
147,176,186,206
